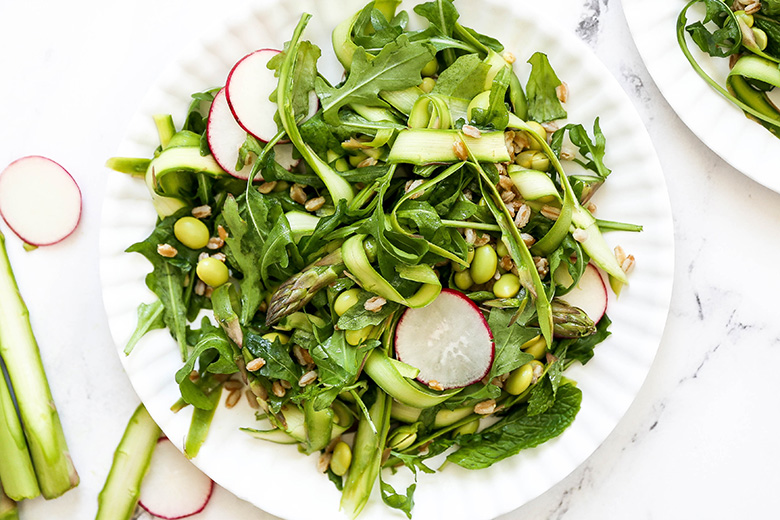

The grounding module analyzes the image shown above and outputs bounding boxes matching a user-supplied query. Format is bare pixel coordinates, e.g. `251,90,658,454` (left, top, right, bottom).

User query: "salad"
107,0,640,517
678,0,780,137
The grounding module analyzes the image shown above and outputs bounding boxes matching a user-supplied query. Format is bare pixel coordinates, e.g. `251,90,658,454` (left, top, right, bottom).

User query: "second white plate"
623,0,780,193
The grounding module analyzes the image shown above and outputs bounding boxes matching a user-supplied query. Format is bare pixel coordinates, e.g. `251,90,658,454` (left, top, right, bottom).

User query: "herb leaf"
316,35,435,125
684,0,741,57
525,52,567,122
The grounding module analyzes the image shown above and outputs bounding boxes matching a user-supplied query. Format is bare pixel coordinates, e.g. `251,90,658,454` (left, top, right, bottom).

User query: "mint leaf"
486,308,536,379
315,35,434,125
525,52,567,122
447,384,582,469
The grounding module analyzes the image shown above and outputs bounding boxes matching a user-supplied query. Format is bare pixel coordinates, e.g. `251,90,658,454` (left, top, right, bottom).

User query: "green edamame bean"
505,363,535,395
196,257,229,287
419,77,436,93
522,335,547,360
174,216,210,249
262,332,290,345
453,270,473,290
421,57,439,77
516,150,550,172
388,425,418,451
493,273,520,298
363,236,378,263
470,244,497,285
334,288,361,316
345,325,373,345
330,441,352,476
496,240,509,259
525,121,547,151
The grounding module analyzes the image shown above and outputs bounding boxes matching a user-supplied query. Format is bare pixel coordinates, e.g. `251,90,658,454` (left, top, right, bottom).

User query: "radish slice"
225,49,281,142
274,143,300,171
0,156,81,246
395,289,494,389
207,88,259,180
138,438,214,519
557,263,608,323
301,89,320,124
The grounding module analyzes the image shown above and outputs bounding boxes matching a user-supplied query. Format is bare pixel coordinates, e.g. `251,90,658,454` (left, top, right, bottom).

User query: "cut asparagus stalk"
0,360,39,500
0,482,18,520
0,231,78,499
96,405,161,520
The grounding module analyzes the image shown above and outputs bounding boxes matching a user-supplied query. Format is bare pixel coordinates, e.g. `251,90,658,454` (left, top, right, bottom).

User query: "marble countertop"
1,0,778,518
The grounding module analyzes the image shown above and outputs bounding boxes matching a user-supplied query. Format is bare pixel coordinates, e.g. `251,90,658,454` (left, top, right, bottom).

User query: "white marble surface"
1,0,778,519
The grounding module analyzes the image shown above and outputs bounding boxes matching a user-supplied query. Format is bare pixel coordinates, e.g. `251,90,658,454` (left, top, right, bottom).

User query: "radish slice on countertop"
207,88,258,180
0,156,81,246
138,438,214,519
395,289,494,390
556,263,608,323
225,49,281,142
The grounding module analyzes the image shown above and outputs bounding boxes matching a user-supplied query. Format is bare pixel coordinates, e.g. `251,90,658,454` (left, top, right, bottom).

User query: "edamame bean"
174,216,210,249
388,425,418,451
419,77,436,93
330,441,352,476
470,244,497,285
505,363,534,395
516,150,550,171
334,288,361,316
454,270,473,290
196,257,229,287
496,240,509,259
493,273,520,298
522,335,547,360
525,121,547,150
421,57,439,77
262,332,290,344
345,325,373,345
363,236,378,263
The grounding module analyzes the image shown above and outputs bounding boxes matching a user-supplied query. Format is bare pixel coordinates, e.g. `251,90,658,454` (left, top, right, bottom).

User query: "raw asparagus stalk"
96,405,161,520
265,249,345,325
551,298,597,337
0,360,39,500
340,389,391,519
0,230,78,498
0,482,19,520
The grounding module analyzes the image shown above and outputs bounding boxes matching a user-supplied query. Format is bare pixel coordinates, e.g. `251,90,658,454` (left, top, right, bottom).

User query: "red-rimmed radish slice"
138,438,214,519
225,49,281,142
0,156,81,246
556,263,608,323
207,88,259,180
274,143,300,171
395,289,494,390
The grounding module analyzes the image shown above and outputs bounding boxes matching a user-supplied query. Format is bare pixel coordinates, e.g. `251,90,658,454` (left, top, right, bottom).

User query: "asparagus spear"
265,249,345,325
0,482,19,520
0,360,39,500
0,231,78,498
550,298,597,337
96,405,161,520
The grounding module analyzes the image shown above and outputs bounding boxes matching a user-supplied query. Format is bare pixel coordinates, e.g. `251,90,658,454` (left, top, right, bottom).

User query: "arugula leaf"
221,194,266,324
259,211,303,286
684,0,741,57
174,325,239,409
431,53,488,99
353,5,404,51
486,309,536,379
308,330,374,387
379,475,415,519
413,0,458,38
550,118,611,178
525,52,567,122
316,35,435,125
124,300,164,355
447,384,582,469
557,314,612,366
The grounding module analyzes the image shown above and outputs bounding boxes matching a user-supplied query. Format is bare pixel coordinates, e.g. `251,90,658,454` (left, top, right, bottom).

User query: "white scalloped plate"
623,0,780,193
100,1,675,518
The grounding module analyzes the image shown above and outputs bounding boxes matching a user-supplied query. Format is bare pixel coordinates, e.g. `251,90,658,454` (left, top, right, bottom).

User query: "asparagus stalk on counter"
0,360,39,500
0,230,78,498
0,482,19,520
96,405,161,520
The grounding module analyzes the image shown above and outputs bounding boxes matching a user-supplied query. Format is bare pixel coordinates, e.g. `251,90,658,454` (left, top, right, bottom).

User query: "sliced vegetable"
207,88,256,179
225,49,282,142
0,156,81,246
554,263,608,323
